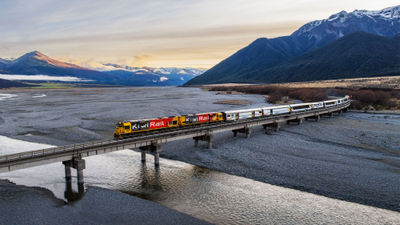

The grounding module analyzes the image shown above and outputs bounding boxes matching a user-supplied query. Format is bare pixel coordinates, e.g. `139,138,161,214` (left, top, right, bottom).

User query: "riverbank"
0,180,211,225
160,112,400,212
204,83,400,110
0,87,399,220
1,137,400,225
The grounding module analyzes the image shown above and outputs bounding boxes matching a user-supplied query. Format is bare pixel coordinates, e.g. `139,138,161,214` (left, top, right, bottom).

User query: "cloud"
0,74,92,82
127,54,155,67
1,0,399,68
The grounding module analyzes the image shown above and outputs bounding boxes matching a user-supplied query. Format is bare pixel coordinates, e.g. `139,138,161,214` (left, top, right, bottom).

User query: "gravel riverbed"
0,180,211,225
0,87,399,221
161,111,400,211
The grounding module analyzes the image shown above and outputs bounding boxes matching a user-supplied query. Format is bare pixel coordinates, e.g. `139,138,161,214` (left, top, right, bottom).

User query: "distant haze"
0,0,398,68
0,74,91,82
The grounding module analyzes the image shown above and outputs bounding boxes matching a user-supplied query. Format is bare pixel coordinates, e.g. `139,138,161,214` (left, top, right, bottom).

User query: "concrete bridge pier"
287,118,304,125
323,112,333,118
263,123,280,135
153,146,162,167
232,126,252,138
62,157,86,201
62,160,72,181
64,176,85,202
63,158,85,183
141,150,146,163
193,133,214,149
307,115,321,122
274,123,281,132
73,158,86,184
139,143,162,167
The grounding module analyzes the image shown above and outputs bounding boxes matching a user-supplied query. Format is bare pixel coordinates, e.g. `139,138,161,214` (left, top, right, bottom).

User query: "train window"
172,121,177,125
124,126,130,130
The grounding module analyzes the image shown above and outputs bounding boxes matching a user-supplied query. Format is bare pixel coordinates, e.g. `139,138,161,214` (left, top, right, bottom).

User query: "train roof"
289,103,311,106
127,116,175,122
261,105,290,109
223,108,262,113
185,112,221,115
324,99,338,103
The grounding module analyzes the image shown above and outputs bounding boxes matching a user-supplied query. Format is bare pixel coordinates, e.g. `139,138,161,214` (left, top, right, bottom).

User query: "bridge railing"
0,137,123,163
0,101,350,164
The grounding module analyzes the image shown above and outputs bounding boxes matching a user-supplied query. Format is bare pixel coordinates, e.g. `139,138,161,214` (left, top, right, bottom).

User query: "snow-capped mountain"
0,51,107,81
102,63,205,76
9,51,85,69
0,58,11,65
101,63,205,86
292,5,400,50
186,5,400,85
0,51,205,86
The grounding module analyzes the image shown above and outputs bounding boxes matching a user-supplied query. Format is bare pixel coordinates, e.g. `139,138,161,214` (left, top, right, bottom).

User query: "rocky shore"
160,112,400,212
0,180,211,225
0,87,399,223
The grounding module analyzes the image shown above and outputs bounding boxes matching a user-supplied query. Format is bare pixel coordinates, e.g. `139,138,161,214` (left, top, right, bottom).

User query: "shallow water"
0,135,399,225
0,87,399,224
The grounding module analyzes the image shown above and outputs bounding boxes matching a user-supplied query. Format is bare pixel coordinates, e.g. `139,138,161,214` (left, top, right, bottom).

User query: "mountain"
2,51,107,80
0,78,33,88
0,58,11,65
102,69,199,86
102,64,204,76
253,32,400,83
0,51,204,86
185,5,400,85
98,64,204,86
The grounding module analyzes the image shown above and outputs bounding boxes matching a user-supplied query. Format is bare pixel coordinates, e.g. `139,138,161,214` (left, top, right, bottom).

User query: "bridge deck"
0,102,350,173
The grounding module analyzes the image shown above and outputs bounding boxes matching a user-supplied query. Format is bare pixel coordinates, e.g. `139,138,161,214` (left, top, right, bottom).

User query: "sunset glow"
1,0,399,68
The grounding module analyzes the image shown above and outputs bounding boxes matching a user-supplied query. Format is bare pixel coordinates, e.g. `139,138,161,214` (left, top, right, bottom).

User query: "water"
0,93,18,101
1,87,399,224
0,135,399,225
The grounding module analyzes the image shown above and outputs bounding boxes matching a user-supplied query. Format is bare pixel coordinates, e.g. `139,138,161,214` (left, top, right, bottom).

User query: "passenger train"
114,95,350,138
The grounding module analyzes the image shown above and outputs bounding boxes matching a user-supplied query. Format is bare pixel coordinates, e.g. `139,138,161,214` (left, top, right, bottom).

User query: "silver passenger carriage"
261,105,291,116
289,103,312,112
223,108,263,121
323,99,338,107
310,101,324,109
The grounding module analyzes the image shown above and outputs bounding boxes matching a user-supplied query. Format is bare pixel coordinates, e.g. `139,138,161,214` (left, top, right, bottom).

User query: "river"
0,135,399,224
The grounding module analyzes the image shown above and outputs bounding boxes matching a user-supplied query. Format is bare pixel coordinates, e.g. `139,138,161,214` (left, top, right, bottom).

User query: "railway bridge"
0,102,350,190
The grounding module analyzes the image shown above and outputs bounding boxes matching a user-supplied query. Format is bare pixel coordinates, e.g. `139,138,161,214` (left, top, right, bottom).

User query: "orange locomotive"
114,112,224,138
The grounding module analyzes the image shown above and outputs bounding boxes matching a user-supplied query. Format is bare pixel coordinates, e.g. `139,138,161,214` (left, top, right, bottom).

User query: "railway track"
0,102,350,173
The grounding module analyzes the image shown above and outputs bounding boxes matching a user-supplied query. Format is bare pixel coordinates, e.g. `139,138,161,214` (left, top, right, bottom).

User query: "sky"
0,0,399,69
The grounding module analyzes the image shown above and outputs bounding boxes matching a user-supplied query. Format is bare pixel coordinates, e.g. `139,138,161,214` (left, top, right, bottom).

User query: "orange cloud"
127,54,155,67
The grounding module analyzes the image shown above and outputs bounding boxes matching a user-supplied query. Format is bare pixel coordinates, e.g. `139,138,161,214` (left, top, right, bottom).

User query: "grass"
206,76,400,110
213,100,252,105
23,82,77,89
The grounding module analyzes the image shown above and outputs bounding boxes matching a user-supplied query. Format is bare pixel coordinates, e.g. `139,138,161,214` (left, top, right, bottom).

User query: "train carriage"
262,105,291,116
180,112,224,125
290,103,312,112
323,99,338,107
114,95,350,139
223,108,263,121
311,102,324,109
114,116,179,138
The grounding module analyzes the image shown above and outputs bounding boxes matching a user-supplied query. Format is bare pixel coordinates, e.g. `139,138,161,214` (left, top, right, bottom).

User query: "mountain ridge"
254,32,400,83
0,51,204,86
185,5,400,85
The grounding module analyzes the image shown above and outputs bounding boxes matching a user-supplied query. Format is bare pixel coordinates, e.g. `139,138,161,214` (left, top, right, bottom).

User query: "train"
114,95,350,138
